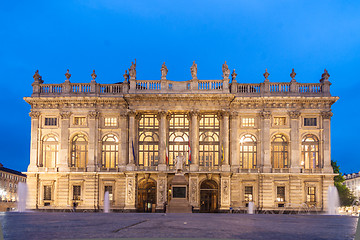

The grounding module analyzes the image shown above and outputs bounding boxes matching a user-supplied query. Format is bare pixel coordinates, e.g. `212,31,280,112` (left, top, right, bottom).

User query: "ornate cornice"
288,110,301,119
60,111,72,119
88,111,99,119
260,111,271,119
321,111,333,119
29,111,40,119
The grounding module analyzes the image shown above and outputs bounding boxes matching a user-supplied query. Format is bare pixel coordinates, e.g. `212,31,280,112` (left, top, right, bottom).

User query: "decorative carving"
158,179,165,203
190,61,197,79
88,111,99,119
33,70,43,84
260,110,271,119
321,111,333,119
222,61,230,79
60,111,72,119
123,70,129,82
263,69,270,81
160,62,168,79
290,68,296,81
156,110,167,121
321,69,330,80
127,178,134,203
129,59,137,80
91,70,97,82
190,178,197,203
288,110,301,119
29,111,40,119
231,69,237,82
222,179,229,202
65,69,71,81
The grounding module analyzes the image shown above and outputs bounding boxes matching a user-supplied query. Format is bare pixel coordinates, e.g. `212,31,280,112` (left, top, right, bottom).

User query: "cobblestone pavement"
0,212,357,240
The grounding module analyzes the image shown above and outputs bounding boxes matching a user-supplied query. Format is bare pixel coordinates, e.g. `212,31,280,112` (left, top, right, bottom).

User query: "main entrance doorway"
200,180,218,213
137,179,156,212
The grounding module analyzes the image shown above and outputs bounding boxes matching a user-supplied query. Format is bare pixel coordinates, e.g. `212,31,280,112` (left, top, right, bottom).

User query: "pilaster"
87,111,99,172
230,111,239,172
28,111,41,172
124,173,136,210
220,173,231,210
189,174,199,209
119,112,128,171
221,111,230,171
321,111,333,173
59,111,71,172
260,111,271,173
127,110,136,170
156,174,167,211
289,111,301,173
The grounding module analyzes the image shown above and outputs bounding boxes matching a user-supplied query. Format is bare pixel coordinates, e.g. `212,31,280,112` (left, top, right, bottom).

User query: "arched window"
101,134,119,168
199,114,220,167
41,134,58,168
71,134,88,168
168,114,190,166
239,134,257,169
271,134,288,168
138,114,159,167
301,134,319,169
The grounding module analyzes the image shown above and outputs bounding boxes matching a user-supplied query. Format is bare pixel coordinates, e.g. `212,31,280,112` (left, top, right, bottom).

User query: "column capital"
288,110,301,119
217,110,230,120
60,111,72,119
321,111,333,119
88,111,99,119
156,110,168,121
260,110,271,119
126,110,137,117
189,110,201,121
230,111,239,118
29,111,41,119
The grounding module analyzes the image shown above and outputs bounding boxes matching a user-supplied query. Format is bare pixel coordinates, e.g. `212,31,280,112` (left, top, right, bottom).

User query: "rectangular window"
304,118,317,126
274,117,286,126
74,117,86,126
276,186,285,202
104,186,113,201
242,118,255,127
45,118,57,126
104,117,117,127
44,186,52,201
244,186,253,202
73,185,81,200
307,187,316,203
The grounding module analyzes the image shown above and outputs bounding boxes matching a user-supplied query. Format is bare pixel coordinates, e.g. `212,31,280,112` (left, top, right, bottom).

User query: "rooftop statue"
222,61,230,79
161,62,168,79
190,61,197,79
33,70,43,84
129,59,137,80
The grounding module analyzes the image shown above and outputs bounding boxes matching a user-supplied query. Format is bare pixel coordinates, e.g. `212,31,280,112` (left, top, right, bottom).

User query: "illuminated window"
244,186,253,202
43,186,52,201
73,186,81,200
304,118,317,126
104,186,113,201
74,117,86,126
242,117,255,127
71,134,88,168
301,134,319,169
101,134,118,168
168,114,190,166
271,134,288,168
45,117,57,126
274,117,286,126
240,134,257,169
307,187,316,204
41,134,58,168
105,117,117,127
276,186,285,202
199,114,220,167
138,114,159,167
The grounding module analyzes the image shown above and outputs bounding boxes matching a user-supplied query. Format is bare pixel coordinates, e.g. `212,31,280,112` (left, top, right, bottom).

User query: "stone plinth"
167,174,192,213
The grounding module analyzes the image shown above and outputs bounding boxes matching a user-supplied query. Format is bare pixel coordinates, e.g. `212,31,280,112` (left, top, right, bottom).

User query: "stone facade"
344,172,360,201
24,66,338,212
0,163,27,204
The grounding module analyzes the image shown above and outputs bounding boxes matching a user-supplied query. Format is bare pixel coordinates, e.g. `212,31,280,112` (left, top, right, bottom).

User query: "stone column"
158,111,167,171
87,111,99,172
230,111,239,172
124,173,136,211
322,111,333,173
156,174,167,211
289,111,301,173
189,111,200,171
220,173,231,211
221,111,230,171
58,111,72,172
28,111,41,172
119,112,128,171
189,174,199,210
260,111,272,173
127,111,136,171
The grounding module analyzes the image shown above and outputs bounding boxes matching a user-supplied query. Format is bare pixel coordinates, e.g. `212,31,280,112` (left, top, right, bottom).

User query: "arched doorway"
200,180,218,213
137,179,156,212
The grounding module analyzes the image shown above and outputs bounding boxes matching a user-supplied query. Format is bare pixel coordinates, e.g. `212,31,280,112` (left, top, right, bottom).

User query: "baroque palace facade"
24,61,338,212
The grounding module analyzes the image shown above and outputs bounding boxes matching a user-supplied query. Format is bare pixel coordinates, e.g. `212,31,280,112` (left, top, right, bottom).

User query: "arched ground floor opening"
137,179,156,212
200,180,219,213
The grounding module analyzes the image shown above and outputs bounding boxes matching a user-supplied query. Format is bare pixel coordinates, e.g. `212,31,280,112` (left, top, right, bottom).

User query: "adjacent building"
344,172,360,201
24,63,338,212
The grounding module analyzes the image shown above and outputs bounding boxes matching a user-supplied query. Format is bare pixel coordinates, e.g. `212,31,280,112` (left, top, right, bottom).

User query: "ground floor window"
307,187,316,205
43,186,51,201
276,186,285,202
73,186,81,200
104,186,113,201
244,186,253,202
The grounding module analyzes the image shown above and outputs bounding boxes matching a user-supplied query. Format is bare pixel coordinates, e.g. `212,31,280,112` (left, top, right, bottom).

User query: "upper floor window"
104,117,117,127
239,134,257,169
168,114,190,166
301,134,319,169
74,117,86,126
138,114,159,167
242,117,255,127
271,134,288,168
70,134,88,168
41,134,58,168
274,117,286,126
101,134,119,168
45,117,57,126
199,114,220,167
304,118,317,126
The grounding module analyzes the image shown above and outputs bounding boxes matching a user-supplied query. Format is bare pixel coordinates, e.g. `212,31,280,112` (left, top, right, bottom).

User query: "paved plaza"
0,212,358,240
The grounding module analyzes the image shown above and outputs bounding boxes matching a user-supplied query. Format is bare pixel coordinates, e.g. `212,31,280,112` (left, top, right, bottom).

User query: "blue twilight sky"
1,1,359,174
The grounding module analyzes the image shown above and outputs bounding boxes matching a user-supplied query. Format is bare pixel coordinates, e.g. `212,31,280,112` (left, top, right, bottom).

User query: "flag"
165,142,169,165
132,140,136,164
188,142,191,164
221,145,225,164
